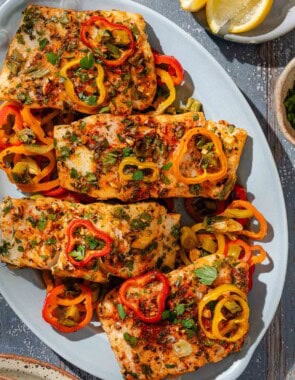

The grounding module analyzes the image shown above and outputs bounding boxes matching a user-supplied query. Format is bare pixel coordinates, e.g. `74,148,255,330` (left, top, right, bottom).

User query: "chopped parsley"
2,199,13,215
132,170,143,181
189,184,202,195
0,240,11,256
39,38,49,51
123,332,138,348
45,237,57,245
171,225,180,239
80,53,94,69
58,146,71,161
46,52,59,65
116,303,126,320
70,167,79,179
175,304,186,316
85,235,105,250
112,207,130,221
162,162,172,171
37,212,47,231
122,147,134,157
69,245,85,261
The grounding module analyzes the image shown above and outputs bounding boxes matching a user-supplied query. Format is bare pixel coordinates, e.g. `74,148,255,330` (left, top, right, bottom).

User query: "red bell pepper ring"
232,184,247,201
0,103,23,149
66,219,112,267
153,52,184,86
42,186,68,197
80,16,135,67
248,264,255,292
42,284,93,333
119,270,170,323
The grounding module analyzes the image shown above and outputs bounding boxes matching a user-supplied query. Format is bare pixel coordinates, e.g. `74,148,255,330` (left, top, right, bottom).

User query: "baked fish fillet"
0,197,180,281
0,5,156,114
98,254,249,379
54,112,247,201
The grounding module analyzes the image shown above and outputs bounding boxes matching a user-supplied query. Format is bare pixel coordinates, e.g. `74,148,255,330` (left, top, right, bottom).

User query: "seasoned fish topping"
0,5,157,114
98,254,250,380
54,112,247,201
0,197,180,282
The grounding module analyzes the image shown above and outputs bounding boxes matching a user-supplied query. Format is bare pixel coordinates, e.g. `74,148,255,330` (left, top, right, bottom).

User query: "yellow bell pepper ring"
227,200,267,240
172,127,228,185
198,284,248,340
0,145,58,192
60,59,106,114
118,157,159,182
153,68,176,115
211,294,249,342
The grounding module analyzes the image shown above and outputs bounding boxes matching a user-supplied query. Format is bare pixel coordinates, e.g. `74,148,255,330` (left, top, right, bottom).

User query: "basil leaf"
117,304,126,320
194,265,218,285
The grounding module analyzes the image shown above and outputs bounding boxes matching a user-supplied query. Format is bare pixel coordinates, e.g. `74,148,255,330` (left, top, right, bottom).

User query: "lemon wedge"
180,0,207,12
206,0,273,34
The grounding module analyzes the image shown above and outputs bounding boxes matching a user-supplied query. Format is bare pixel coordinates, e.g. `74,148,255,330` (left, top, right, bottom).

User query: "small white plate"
0,354,76,380
0,0,288,379
194,0,295,44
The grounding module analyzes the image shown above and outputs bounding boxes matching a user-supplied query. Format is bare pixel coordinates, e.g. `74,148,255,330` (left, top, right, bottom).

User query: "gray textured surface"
0,0,294,379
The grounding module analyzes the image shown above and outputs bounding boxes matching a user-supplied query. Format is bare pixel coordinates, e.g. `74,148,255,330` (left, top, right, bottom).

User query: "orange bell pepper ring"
173,127,228,184
0,102,23,150
42,284,93,333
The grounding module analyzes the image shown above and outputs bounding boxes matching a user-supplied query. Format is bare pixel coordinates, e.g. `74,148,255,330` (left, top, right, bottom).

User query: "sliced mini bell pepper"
198,284,248,341
42,186,68,197
225,239,251,263
211,294,249,342
42,284,93,333
119,270,170,323
21,107,53,145
0,144,58,192
0,102,23,149
226,200,267,240
60,58,106,114
153,52,184,86
173,127,228,185
153,68,176,115
66,219,112,267
118,157,159,182
80,16,135,67
231,184,247,201
249,244,267,266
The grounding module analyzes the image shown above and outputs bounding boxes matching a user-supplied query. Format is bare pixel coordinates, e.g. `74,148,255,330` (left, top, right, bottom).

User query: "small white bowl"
274,57,295,145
